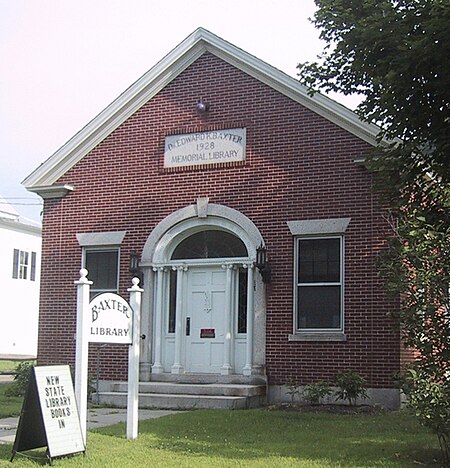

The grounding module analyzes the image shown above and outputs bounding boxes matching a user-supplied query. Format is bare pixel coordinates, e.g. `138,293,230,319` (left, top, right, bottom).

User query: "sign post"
74,270,143,443
74,268,92,446
127,277,143,439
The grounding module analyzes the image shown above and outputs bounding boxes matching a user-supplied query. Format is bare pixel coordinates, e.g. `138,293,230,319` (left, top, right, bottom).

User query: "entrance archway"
140,202,266,377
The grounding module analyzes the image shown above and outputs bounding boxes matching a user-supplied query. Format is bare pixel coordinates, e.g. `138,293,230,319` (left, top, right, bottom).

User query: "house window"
12,249,37,281
295,237,343,331
84,248,119,299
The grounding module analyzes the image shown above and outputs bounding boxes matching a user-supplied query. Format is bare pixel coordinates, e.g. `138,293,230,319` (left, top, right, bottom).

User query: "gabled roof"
23,28,381,192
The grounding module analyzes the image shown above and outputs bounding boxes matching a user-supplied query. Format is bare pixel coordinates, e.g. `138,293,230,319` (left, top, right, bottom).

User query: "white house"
0,195,41,358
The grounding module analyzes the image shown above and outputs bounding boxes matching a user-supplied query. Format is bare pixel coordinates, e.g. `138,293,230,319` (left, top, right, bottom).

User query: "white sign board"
89,293,133,344
34,365,85,458
164,128,246,168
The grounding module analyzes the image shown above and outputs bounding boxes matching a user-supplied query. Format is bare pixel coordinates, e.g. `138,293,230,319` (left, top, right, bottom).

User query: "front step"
94,377,266,410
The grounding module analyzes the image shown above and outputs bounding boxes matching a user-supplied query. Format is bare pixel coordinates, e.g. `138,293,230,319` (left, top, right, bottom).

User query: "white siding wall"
0,220,41,357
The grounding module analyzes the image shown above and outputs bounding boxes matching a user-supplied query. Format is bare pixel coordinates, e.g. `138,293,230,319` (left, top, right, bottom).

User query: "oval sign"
88,293,132,344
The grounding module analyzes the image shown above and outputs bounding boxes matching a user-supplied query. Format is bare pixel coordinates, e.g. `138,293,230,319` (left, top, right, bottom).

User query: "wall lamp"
129,250,143,285
195,101,210,114
255,243,271,283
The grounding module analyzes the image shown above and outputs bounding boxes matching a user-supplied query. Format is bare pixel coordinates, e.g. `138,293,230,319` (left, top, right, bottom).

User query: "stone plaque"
165,128,246,168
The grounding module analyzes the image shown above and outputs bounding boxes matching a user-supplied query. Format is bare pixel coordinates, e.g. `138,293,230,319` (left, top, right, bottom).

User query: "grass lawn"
0,408,442,467
0,361,18,373
0,384,22,418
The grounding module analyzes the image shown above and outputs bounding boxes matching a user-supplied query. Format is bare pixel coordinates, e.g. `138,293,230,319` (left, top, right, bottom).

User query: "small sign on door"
200,328,215,338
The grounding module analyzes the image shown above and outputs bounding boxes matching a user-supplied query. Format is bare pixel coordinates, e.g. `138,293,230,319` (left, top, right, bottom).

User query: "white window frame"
287,218,350,342
294,236,344,334
12,249,37,281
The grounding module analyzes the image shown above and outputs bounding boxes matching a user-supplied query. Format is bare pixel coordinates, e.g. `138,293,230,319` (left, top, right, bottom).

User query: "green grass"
0,409,442,467
0,383,22,418
0,361,18,373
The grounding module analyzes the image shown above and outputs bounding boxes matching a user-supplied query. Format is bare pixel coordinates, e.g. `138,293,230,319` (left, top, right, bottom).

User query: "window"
171,230,247,259
295,237,343,331
12,249,37,281
84,248,119,299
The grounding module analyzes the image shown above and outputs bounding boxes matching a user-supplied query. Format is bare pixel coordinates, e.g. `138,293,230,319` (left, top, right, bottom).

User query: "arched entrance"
140,201,266,377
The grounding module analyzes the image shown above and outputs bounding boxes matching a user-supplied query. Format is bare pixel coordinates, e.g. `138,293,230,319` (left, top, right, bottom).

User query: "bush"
334,370,368,406
285,377,301,403
4,361,34,397
401,368,450,465
302,381,332,405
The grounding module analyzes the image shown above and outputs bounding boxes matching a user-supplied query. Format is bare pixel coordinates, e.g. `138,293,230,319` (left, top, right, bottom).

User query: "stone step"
96,391,263,410
107,381,265,397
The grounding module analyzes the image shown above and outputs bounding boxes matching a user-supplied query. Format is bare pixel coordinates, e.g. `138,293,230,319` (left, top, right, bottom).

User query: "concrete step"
93,377,267,410
97,391,262,410
107,381,265,397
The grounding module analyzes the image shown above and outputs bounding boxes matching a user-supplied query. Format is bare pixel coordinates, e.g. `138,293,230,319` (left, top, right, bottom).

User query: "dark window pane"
168,269,177,333
298,238,340,283
85,250,118,291
30,252,37,281
238,269,248,333
297,285,341,329
12,249,19,279
172,230,247,259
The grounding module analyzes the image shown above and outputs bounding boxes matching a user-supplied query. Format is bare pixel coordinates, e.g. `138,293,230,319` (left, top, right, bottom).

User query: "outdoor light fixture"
255,243,271,283
129,250,143,284
195,101,210,114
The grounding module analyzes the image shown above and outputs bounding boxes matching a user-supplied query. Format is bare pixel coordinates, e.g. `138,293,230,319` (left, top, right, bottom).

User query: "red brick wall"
38,52,399,387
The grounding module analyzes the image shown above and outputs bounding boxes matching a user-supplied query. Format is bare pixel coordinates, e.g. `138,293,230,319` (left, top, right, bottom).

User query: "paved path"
0,408,178,444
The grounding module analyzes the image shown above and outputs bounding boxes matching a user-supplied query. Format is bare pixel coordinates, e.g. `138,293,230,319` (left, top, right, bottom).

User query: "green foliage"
400,368,450,465
4,361,34,397
302,381,332,405
298,0,450,182
334,370,368,406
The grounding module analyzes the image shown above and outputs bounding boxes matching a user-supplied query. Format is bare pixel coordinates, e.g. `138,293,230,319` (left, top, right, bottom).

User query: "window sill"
288,332,347,342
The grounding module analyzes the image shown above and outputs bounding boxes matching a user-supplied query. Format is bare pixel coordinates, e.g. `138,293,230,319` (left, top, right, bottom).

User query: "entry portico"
139,200,266,380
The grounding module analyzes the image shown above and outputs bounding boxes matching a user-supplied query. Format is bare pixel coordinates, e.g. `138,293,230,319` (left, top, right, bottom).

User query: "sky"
0,0,359,222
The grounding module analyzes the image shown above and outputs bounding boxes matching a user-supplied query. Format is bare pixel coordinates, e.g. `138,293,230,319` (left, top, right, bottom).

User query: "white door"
185,267,227,373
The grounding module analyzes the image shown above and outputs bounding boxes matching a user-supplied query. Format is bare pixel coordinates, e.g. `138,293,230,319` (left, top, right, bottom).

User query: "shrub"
302,381,332,405
5,361,35,397
401,368,450,465
285,377,301,403
334,370,368,406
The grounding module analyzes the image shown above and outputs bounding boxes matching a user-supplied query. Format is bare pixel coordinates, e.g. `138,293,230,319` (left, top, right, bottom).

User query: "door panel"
185,267,226,373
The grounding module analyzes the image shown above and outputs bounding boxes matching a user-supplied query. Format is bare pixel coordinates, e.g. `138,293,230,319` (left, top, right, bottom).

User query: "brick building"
24,29,401,408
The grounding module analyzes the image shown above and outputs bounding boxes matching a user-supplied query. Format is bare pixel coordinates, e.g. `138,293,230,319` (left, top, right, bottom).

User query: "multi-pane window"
296,237,343,331
84,248,119,299
12,249,37,281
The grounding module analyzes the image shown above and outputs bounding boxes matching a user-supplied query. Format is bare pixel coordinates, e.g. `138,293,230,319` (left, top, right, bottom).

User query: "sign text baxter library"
165,128,246,168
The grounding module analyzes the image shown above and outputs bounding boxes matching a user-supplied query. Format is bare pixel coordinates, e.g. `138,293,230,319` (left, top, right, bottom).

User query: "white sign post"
74,269,92,446
74,270,143,443
127,278,143,439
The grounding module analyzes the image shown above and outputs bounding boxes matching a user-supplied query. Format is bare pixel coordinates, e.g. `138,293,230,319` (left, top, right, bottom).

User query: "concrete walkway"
0,408,179,444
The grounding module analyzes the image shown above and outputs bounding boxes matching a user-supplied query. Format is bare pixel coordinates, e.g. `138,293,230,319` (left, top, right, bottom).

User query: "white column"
171,265,187,374
221,264,234,375
74,268,92,447
243,263,255,376
127,277,143,440
151,267,166,374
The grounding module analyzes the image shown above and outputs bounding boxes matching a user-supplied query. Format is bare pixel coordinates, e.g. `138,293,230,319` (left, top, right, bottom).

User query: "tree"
298,0,450,463
298,0,450,183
